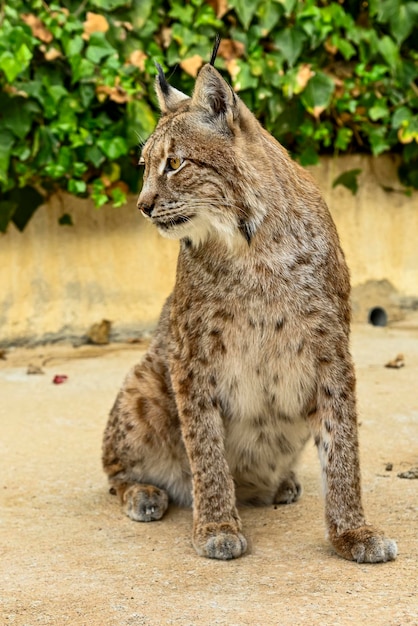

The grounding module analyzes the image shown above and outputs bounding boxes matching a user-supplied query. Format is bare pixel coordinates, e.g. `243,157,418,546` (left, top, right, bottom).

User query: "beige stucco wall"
1,155,417,345
312,155,418,298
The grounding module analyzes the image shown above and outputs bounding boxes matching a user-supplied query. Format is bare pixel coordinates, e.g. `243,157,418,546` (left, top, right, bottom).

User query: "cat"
102,45,397,563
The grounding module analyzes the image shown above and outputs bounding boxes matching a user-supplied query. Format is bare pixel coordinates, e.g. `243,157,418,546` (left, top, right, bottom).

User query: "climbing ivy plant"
0,0,417,231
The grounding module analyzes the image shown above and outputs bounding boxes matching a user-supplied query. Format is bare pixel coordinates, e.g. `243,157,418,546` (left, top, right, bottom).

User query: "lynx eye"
166,156,183,172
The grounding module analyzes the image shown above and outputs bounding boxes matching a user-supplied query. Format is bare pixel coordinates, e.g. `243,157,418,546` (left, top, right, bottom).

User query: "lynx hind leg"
114,482,169,522
102,352,192,523
274,472,302,505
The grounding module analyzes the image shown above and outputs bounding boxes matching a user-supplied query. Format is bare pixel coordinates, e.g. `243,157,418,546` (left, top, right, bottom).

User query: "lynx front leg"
172,362,247,560
311,357,397,563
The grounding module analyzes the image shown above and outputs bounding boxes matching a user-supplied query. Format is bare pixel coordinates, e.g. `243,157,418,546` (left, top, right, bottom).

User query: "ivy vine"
0,0,417,231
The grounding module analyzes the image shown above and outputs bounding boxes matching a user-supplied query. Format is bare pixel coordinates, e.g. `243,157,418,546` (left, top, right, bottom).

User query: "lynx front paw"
331,526,397,563
193,522,247,560
122,484,169,522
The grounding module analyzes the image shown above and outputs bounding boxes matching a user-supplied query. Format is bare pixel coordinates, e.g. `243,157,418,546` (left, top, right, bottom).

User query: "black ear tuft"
209,34,221,67
155,62,170,96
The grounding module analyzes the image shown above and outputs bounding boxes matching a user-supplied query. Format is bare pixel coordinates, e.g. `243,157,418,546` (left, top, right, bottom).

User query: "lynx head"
137,51,283,248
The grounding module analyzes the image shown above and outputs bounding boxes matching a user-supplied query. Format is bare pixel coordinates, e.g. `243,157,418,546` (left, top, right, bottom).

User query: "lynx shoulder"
102,50,397,563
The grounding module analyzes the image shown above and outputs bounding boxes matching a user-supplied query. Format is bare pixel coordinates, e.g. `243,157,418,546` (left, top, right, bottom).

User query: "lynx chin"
102,46,397,563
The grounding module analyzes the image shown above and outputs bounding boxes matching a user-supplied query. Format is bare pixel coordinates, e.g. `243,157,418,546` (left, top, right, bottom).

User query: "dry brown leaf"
207,0,229,18
218,39,245,62
128,50,147,72
398,126,416,144
226,58,241,85
83,12,109,39
27,364,44,375
159,26,172,49
296,64,314,91
108,181,130,195
88,320,111,345
180,55,203,78
338,112,352,124
96,82,130,104
100,173,112,188
384,353,405,369
52,8,69,18
43,47,62,61
312,105,326,119
4,85,28,98
114,20,133,31
21,14,53,43
324,38,338,56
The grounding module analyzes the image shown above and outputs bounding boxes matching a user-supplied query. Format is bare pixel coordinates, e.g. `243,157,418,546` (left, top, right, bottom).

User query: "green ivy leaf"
48,85,69,105
277,0,297,17
257,1,284,36
0,200,17,233
392,106,413,129
85,145,106,168
229,0,260,29
369,102,390,121
110,186,127,208
0,51,24,83
90,0,129,9
0,130,15,186
331,35,356,61
169,4,195,25
368,126,392,155
86,32,118,64
44,163,67,178
378,0,418,44
233,61,259,92
91,179,109,208
332,169,362,195
335,127,353,151
378,36,400,70
10,186,44,231
97,136,128,160
68,179,87,194
126,100,157,145
274,28,305,67
0,95,37,139
299,145,319,166
301,72,335,115
62,35,84,58
69,56,95,83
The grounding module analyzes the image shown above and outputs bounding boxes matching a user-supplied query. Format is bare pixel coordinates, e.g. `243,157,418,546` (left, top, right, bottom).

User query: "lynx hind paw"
193,522,247,561
122,484,169,522
274,473,302,505
332,526,397,563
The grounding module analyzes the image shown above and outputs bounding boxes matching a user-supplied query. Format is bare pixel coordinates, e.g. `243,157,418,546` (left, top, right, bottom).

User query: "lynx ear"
155,63,189,113
191,64,238,121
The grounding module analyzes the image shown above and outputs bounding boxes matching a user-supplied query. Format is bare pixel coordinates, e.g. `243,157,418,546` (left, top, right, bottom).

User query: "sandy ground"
1,320,417,626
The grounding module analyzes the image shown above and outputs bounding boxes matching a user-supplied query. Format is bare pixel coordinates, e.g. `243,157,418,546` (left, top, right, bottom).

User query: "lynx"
102,44,397,562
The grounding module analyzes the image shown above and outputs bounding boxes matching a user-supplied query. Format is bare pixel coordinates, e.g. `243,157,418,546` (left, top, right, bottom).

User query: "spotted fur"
102,62,397,563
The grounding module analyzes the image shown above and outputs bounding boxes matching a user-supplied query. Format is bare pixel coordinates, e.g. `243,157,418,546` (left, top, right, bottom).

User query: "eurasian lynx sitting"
102,45,397,562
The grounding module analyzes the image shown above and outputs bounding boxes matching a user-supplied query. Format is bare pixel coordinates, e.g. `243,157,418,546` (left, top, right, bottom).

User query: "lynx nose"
138,201,154,217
